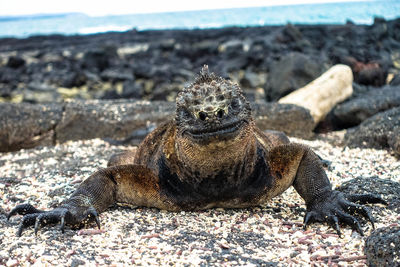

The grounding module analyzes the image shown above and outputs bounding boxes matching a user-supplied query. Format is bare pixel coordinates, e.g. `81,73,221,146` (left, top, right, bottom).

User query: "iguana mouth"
186,120,245,140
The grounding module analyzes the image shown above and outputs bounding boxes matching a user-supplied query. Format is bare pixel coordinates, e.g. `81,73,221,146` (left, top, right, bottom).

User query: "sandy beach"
1,134,399,266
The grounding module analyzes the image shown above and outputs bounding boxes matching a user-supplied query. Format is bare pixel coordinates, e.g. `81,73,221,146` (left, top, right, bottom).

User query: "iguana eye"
198,111,207,121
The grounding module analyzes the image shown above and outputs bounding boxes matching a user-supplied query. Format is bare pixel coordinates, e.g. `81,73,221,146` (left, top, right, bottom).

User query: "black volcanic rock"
365,226,400,267
0,102,62,151
61,72,88,88
82,46,118,71
6,56,25,68
0,100,314,152
1,20,400,103
370,17,389,41
333,85,400,127
0,20,399,147
265,52,321,101
344,107,400,156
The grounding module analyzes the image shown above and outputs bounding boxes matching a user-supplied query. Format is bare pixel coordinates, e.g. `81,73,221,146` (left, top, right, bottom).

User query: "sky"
0,0,371,17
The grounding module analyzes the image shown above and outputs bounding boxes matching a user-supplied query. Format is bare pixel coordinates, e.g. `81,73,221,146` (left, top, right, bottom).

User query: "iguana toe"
305,191,385,236
10,205,101,236
346,193,388,205
7,203,44,220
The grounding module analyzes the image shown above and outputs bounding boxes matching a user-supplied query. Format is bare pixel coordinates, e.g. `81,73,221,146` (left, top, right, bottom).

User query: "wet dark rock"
364,226,400,267
131,62,157,79
328,46,350,65
333,85,400,128
281,24,303,43
0,67,18,84
82,46,118,71
191,40,219,56
6,56,25,69
351,82,376,97
276,24,313,52
355,62,388,87
344,107,400,156
387,17,400,41
370,17,389,41
265,52,321,101
0,83,14,97
62,72,88,88
344,57,388,86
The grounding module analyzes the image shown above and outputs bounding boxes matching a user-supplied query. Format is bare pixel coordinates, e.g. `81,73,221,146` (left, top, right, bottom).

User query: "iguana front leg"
269,144,387,236
8,165,168,236
107,149,137,167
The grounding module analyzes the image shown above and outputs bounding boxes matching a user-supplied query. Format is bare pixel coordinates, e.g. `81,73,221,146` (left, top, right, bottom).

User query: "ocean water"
0,0,399,38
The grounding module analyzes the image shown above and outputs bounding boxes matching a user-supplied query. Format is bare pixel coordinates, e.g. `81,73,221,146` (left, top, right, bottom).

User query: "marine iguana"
8,65,386,237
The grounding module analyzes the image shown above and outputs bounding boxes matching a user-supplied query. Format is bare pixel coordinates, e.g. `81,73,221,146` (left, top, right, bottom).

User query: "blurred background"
0,0,399,107
1,0,399,37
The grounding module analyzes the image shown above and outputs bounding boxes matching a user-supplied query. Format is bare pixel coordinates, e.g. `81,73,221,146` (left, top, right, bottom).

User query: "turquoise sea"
0,0,399,38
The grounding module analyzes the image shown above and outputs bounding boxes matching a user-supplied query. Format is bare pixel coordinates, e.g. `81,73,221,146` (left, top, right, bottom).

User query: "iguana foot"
303,191,386,237
8,203,100,236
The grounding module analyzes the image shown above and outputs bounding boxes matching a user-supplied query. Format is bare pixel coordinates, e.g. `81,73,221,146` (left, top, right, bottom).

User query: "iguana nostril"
217,109,225,118
198,111,207,121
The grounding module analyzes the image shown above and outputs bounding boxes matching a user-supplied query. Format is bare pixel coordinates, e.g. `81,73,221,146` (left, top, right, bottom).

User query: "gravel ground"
0,134,399,266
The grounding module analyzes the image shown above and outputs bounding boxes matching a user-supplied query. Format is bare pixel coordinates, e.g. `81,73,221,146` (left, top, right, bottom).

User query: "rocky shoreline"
1,18,399,104
0,18,400,266
1,18,400,155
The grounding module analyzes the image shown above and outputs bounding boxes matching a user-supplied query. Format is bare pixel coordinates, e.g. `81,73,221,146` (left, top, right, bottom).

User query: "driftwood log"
279,64,353,125
0,100,314,152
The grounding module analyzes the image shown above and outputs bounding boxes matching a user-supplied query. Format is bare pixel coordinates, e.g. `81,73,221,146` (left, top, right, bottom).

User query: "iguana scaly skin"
8,66,386,237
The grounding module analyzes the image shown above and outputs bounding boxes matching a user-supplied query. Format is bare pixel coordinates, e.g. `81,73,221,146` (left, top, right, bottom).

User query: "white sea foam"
78,25,132,34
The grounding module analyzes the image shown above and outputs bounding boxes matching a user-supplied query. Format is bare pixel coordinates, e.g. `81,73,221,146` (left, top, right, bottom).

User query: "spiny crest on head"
176,65,244,112
194,65,218,84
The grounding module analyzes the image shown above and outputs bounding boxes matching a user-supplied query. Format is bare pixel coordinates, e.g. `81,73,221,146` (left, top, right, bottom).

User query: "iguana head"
175,65,252,144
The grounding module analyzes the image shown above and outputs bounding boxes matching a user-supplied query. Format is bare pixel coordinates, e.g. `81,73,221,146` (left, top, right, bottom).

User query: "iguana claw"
303,191,386,237
8,203,100,236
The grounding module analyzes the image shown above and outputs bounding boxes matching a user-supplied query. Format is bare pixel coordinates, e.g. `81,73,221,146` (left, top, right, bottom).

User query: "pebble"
6,259,18,267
